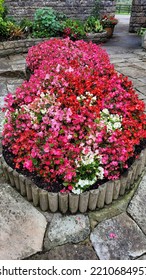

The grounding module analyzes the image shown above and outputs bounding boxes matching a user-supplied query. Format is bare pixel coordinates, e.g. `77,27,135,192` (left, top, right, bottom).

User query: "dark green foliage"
62,18,86,40
0,16,8,38
32,8,64,38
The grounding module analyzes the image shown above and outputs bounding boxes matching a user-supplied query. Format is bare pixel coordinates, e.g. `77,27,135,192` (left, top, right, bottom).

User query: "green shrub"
62,18,86,40
19,18,33,34
7,21,24,39
84,16,103,33
0,16,8,38
137,27,146,36
32,8,63,38
0,0,4,17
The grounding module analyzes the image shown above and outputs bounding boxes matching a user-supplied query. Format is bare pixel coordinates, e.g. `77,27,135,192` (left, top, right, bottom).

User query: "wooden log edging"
1,149,146,214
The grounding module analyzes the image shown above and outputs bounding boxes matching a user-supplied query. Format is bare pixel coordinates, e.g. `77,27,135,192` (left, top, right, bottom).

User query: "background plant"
32,7,64,38
0,0,4,17
0,16,8,38
84,16,103,33
62,18,86,40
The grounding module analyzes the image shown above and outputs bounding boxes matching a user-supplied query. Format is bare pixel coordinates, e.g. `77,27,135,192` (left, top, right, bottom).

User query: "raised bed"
0,32,108,57
1,149,146,214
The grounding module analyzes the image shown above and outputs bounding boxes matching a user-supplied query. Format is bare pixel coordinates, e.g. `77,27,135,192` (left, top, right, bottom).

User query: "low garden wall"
1,148,146,214
0,33,108,57
0,38,48,57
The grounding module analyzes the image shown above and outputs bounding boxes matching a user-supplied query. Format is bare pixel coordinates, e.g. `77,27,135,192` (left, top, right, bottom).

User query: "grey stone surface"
137,254,146,260
4,0,116,21
127,174,146,234
44,213,90,250
89,181,140,229
90,213,146,260
0,183,47,260
114,67,145,79
0,83,8,96
27,242,99,260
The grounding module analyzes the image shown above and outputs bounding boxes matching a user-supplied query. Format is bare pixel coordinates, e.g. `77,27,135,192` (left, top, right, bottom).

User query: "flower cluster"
2,38,146,194
100,15,118,28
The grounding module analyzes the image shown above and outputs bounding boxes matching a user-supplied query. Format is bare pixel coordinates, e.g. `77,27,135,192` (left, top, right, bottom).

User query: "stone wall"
129,0,146,32
4,0,116,21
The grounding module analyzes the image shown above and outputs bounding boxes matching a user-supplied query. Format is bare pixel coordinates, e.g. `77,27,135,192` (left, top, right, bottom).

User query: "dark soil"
2,138,146,193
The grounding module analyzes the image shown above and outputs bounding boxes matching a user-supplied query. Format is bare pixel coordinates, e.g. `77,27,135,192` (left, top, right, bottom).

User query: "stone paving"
0,17,146,260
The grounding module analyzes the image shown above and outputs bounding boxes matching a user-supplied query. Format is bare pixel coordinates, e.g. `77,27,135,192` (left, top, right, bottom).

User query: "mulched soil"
2,138,146,193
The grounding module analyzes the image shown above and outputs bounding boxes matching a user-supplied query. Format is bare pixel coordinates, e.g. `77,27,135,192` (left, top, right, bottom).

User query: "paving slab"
137,254,146,260
0,183,47,260
0,83,8,96
127,174,146,234
27,243,98,260
114,67,146,79
136,86,146,96
90,212,146,260
44,213,90,250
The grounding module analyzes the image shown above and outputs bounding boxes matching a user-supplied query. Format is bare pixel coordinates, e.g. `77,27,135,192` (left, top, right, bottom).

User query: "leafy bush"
0,16,8,38
137,27,146,36
0,0,4,17
84,16,103,33
3,38,146,194
32,7,63,38
7,21,24,39
62,18,86,40
19,18,33,34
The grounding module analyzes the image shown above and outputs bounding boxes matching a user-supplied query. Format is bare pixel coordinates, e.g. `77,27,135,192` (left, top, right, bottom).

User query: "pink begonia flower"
109,232,117,239
23,160,33,171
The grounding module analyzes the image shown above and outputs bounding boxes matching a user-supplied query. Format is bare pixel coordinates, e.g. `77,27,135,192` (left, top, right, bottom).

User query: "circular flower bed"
2,38,146,199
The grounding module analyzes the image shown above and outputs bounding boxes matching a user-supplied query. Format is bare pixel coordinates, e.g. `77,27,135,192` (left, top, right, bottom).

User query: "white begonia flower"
40,92,45,98
92,96,97,101
102,108,109,115
40,108,47,115
77,95,86,101
106,123,113,131
76,177,97,189
113,122,122,129
96,166,104,180
72,188,82,195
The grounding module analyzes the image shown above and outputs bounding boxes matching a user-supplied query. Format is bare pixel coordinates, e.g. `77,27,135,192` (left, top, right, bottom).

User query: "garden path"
0,16,146,260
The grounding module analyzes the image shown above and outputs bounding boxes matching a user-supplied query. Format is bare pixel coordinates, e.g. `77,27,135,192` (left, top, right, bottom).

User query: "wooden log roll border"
1,148,146,214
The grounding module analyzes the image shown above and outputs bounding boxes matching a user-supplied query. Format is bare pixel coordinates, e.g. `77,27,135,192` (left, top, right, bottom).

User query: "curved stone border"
0,149,146,214
0,38,51,57
0,32,108,57
85,31,108,43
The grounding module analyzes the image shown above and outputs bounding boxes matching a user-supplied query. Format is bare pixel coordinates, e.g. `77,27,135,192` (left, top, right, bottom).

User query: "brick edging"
1,148,146,214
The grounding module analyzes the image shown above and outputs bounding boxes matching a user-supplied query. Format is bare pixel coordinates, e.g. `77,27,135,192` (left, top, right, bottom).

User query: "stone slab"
44,213,90,250
0,83,8,96
136,86,146,96
127,174,146,234
115,67,146,79
90,213,146,260
137,254,146,260
138,77,146,84
0,183,47,260
26,243,98,260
